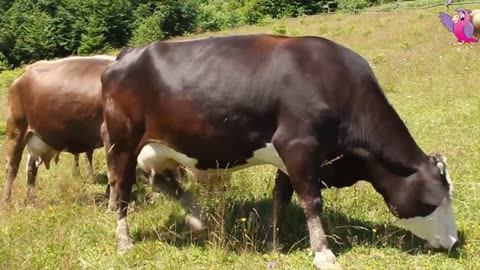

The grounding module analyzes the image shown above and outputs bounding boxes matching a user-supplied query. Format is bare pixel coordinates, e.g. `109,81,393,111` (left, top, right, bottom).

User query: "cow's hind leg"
85,149,94,178
25,153,39,203
109,147,136,253
150,170,205,231
267,169,294,252
101,122,117,212
3,113,27,204
273,133,340,270
73,153,80,176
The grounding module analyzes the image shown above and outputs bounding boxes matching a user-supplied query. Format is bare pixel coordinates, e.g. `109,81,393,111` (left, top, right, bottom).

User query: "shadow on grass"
130,196,465,259
94,172,109,185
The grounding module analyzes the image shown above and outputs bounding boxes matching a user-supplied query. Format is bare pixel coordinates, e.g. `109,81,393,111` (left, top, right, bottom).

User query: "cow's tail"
3,74,28,203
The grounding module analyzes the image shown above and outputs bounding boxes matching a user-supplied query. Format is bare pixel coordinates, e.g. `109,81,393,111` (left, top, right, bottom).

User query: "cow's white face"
397,161,458,250
397,197,458,249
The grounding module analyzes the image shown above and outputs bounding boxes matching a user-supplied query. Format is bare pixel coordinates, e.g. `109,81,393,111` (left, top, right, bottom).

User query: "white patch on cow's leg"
305,213,341,270
313,249,341,270
179,191,205,231
116,216,133,254
397,198,458,250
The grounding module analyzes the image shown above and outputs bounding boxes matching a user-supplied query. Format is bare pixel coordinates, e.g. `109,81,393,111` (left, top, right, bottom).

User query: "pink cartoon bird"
439,8,478,49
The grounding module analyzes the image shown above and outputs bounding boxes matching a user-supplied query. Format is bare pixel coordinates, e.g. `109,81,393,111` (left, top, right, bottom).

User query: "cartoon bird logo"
439,8,478,49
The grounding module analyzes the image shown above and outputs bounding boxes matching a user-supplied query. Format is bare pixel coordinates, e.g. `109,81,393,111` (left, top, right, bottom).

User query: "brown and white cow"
3,55,115,204
101,34,458,269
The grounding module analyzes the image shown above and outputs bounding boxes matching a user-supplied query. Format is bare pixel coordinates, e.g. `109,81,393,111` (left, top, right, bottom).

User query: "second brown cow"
3,55,115,204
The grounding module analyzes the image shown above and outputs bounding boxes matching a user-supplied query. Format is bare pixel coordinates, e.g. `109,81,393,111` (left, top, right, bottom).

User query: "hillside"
1,4,479,270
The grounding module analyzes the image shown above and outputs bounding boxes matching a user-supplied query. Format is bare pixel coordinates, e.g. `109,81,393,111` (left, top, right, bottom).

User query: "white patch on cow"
185,214,205,231
313,249,340,270
436,161,454,199
397,198,458,250
137,142,288,175
444,167,454,199
116,216,133,253
26,134,59,170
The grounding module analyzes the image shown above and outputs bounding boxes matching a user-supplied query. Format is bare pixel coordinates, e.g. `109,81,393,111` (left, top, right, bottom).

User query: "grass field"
1,4,480,270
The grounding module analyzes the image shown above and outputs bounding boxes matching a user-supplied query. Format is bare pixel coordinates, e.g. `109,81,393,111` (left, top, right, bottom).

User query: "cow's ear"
422,180,448,206
436,161,446,176
431,153,447,164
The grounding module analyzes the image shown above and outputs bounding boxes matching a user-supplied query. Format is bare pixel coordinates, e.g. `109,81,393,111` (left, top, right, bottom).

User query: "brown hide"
3,55,115,203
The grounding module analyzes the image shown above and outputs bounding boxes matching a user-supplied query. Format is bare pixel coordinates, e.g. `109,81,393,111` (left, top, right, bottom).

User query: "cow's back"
9,55,115,152
102,34,382,169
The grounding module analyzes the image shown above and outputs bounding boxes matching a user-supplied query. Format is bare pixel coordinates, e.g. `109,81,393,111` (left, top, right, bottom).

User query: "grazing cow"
101,34,458,269
3,55,115,204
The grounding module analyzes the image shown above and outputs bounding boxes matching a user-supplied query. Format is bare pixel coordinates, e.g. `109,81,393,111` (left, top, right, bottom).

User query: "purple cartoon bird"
439,8,478,49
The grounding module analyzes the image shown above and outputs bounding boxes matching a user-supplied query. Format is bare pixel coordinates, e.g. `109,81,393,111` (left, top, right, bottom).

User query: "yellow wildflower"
372,228,377,233
48,205,54,212
241,217,247,222
3,226,8,235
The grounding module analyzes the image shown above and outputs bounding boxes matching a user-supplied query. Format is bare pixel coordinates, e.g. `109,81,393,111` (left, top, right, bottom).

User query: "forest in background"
0,0,395,70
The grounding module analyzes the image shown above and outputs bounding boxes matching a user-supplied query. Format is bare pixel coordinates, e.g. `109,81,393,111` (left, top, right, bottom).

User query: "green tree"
78,15,108,55
156,0,200,38
10,9,55,65
0,52,11,71
129,13,164,46
98,0,134,48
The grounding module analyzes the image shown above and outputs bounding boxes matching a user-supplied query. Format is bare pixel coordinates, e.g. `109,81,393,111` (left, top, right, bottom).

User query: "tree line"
0,0,392,70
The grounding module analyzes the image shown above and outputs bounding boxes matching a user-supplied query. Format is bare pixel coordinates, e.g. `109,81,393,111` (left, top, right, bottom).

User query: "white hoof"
117,236,133,254
313,249,342,270
186,214,205,231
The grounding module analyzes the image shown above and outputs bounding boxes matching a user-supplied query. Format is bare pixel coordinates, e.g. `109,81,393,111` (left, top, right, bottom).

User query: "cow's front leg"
274,134,340,270
150,170,205,231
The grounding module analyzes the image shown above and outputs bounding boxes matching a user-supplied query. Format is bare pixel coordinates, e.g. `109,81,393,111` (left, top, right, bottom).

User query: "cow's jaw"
397,197,458,250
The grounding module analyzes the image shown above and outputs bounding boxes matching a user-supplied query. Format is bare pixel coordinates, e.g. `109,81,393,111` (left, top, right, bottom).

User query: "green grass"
1,5,480,270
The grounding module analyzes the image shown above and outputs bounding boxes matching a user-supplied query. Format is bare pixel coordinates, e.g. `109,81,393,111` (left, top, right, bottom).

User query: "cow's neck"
347,90,428,176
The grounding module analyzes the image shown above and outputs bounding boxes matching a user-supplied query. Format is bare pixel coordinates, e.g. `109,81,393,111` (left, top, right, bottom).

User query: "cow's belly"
137,142,288,175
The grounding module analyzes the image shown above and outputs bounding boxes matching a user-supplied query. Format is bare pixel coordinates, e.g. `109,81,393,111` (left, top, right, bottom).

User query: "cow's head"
389,154,458,250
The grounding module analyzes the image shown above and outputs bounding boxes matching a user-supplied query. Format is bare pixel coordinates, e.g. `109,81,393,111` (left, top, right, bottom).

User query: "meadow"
0,4,479,270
